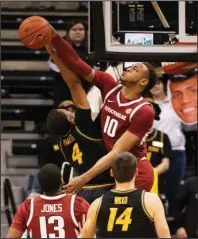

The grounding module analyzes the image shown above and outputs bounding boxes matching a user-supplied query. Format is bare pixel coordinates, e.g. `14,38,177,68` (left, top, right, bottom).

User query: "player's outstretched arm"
82,131,141,182
145,192,171,238
50,26,95,83
64,130,141,193
49,25,120,97
46,44,90,109
78,198,100,238
50,26,117,94
6,202,27,238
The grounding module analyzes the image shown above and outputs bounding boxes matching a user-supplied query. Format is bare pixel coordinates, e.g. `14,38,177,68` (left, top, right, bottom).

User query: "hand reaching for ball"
45,43,56,56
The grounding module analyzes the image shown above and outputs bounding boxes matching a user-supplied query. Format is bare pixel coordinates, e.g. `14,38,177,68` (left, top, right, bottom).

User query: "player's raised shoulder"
133,103,155,121
93,70,118,95
94,70,117,83
143,191,163,218
144,191,161,203
20,198,31,212
74,195,90,213
90,197,101,210
130,102,154,125
142,102,155,114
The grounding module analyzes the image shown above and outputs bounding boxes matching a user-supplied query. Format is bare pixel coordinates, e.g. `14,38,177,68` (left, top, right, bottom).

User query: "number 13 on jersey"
104,116,118,137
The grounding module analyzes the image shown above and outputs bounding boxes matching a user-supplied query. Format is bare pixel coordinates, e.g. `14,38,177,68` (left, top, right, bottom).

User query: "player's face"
150,80,164,97
120,63,149,87
68,23,85,44
170,75,197,124
58,109,75,124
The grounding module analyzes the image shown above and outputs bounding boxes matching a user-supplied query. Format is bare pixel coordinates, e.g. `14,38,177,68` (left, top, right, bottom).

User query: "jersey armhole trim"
26,198,34,227
71,194,79,228
141,191,154,222
160,132,164,154
75,126,103,141
59,140,67,161
61,162,73,183
62,128,73,138
146,129,158,142
61,162,70,177
129,102,150,122
95,195,103,220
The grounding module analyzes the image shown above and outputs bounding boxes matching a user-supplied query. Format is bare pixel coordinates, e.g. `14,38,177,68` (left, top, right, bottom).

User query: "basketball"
18,16,52,49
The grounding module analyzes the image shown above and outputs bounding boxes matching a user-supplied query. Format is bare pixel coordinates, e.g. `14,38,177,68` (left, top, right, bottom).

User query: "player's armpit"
6,227,24,238
46,44,90,109
145,193,171,238
78,198,100,238
93,70,118,98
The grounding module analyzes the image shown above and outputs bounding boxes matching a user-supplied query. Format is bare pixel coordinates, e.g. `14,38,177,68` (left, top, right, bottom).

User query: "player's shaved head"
37,163,62,195
111,152,137,183
46,109,72,136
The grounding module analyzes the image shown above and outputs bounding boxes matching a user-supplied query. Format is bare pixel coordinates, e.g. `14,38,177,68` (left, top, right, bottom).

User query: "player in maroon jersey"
48,27,157,194
6,164,89,238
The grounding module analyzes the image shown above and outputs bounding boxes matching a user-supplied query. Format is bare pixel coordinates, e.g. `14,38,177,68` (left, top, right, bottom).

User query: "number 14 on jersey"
107,207,133,232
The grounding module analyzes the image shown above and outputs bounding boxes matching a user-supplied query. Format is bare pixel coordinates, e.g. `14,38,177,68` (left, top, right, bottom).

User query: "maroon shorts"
135,159,154,192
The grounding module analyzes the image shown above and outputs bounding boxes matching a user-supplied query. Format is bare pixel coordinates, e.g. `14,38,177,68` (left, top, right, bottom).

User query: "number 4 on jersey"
72,143,83,164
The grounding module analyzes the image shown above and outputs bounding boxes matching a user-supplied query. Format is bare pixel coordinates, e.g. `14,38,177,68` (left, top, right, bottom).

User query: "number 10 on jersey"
104,116,118,137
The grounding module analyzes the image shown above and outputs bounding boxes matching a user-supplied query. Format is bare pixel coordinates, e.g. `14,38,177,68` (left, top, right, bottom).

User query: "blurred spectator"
48,19,92,107
174,176,198,238
150,78,186,216
146,101,172,195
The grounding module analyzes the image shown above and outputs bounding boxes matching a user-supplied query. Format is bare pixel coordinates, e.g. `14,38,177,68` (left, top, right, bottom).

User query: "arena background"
1,1,197,237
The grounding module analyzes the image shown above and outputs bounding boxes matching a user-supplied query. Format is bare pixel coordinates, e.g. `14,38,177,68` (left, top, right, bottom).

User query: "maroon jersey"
11,194,89,238
93,70,154,159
